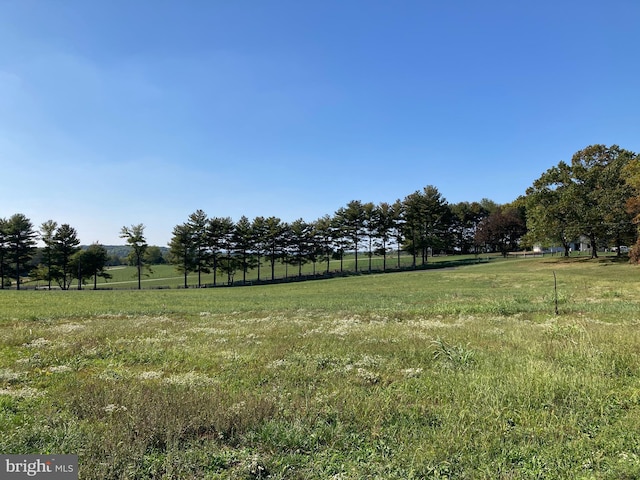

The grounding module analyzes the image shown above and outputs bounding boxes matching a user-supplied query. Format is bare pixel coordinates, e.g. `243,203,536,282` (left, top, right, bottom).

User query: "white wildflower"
51,323,85,334
267,359,289,369
356,368,380,384
163,371,216,387
48,365,72,374
402,368,423,378
139,370,163,380
103,404,128,413
23,338,51,348
0,369,23,382
230,401,247,415
0,387,44,398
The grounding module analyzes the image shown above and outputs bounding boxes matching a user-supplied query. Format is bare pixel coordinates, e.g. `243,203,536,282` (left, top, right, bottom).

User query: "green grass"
25,252,500,289
2,256,640,478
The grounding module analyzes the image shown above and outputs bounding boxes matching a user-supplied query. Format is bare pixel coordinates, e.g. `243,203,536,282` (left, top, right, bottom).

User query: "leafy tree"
597,150,636,255
120,224,149,289
526,145,636,258
73,244,111,290
145,246,166,265
51,223,81,290
169,223,196,288
6,214,38,289
525,162,576,256
623,154,640,262
479,198,501,215
475,206,527,256
569,145,636,257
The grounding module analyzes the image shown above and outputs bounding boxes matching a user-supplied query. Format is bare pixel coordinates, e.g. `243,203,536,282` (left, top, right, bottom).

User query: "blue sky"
1,1,639,245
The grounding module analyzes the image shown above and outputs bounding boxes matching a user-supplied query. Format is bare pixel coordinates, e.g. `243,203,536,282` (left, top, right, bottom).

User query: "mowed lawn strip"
1,256,640,479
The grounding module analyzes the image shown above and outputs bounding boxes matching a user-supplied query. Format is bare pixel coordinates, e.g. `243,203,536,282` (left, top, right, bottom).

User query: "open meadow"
2,256,640,479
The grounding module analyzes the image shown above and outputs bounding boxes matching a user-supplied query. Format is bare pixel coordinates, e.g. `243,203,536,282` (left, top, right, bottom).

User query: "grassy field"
25,252,498,290
2,255,640,478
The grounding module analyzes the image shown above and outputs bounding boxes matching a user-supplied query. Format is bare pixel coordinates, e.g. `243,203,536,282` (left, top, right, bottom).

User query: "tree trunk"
589,234,598,258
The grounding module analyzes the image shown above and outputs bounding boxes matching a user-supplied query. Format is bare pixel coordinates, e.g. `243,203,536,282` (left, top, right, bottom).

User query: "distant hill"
101,245,133,260
81,245,169,266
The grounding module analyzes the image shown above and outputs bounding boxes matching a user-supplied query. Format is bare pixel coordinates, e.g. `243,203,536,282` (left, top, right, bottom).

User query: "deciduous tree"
475,206,526,256
73,244,112,290
525,162,576,256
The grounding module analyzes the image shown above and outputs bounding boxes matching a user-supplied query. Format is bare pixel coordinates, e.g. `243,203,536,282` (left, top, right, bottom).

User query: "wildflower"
103,404,128,413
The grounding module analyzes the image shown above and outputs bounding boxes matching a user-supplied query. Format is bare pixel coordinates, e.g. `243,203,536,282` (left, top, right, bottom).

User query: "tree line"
166,191,503,289
2,144,639,290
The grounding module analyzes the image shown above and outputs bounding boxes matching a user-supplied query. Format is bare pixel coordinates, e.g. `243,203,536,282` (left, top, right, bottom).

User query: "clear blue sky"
1,1,639,245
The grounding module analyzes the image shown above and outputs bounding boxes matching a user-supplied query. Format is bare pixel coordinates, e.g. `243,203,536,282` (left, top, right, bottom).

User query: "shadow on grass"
227,256,497,288
542,254,630,266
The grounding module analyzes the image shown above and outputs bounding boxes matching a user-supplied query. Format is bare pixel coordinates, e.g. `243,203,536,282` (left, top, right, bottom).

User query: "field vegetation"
28,253,499,290
1,256,640,478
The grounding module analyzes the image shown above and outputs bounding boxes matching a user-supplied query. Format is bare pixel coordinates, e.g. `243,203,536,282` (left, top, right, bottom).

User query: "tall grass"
1,256,640,478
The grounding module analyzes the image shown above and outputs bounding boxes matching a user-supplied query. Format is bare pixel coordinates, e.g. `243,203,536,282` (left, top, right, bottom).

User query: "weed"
431,336,476,369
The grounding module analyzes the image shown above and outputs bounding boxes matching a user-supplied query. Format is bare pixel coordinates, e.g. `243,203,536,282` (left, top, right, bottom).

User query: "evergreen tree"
0,218,9,288
120,224,148,289
169,223,196,288
6,214,37,289
206,216,234,286
52,223,81,290
39,220,58,289
403,186,451,266
186,210,210,287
